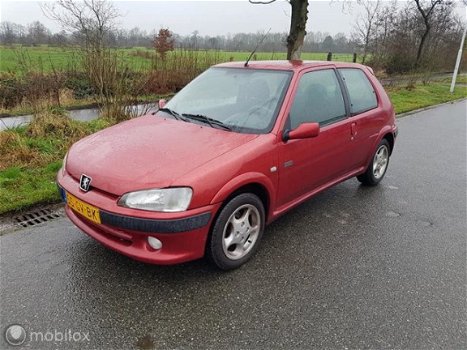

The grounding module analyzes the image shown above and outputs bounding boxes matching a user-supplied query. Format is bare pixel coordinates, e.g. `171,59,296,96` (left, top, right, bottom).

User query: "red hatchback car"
57,60,397,270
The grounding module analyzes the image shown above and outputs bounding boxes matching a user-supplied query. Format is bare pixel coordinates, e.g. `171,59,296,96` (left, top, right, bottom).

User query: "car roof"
214,60,367,72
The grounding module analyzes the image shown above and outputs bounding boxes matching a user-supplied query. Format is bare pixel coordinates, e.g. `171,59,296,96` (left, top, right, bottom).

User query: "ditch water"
0,104,157,131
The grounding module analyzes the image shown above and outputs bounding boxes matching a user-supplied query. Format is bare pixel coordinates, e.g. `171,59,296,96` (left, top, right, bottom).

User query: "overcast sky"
0,0,466,37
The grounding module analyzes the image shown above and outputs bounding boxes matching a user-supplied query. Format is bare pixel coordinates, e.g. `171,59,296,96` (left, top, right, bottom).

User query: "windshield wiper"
182,113,232,131
158,107,184,121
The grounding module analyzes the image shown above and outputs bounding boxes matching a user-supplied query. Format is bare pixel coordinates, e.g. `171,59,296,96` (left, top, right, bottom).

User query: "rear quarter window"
338,68,378,114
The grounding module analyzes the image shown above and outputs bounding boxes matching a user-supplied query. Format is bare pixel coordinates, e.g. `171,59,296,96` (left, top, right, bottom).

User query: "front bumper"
57,171,219,265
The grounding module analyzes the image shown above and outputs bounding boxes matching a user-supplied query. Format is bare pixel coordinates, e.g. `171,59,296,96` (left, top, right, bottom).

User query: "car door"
338,68,384,169
276,68,353,208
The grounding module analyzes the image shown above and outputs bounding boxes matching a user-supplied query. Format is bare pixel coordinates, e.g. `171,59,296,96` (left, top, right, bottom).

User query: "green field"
0,46,149,72
0,45,357,72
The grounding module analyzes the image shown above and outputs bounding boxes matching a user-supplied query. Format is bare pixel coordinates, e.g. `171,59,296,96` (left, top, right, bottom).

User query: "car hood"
66,115,258,196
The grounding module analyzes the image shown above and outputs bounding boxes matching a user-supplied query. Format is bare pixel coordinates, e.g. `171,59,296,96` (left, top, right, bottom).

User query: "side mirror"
158,99,167,109
283,122,320,142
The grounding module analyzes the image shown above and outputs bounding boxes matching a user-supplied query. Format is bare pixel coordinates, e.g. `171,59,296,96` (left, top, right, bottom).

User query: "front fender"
210,172,276,217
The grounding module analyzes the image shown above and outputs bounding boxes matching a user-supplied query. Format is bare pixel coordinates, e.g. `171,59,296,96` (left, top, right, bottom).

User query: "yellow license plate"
66,192,101,224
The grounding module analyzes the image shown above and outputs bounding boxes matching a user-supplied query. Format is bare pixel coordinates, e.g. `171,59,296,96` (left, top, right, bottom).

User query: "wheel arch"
382,132,395,155
210,173,275,222
205,175,273,261
222,183,270,220
362,127,395,173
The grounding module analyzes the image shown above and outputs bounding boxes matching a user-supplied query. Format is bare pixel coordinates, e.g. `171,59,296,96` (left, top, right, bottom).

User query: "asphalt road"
1,101,466,350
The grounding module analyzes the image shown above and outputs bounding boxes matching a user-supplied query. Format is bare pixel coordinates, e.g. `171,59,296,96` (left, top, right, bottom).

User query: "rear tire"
357,139,390,186
207,193,265,270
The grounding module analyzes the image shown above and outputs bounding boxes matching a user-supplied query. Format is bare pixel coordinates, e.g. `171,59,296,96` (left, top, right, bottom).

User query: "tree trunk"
362,24,372,65
286,0,308,60
416,26,430,67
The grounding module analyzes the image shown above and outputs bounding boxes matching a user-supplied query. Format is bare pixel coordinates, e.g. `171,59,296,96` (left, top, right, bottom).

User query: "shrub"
0,74,25,109
26,107,87,140
0,71,68,112
65,72,95,99
384,54,415,75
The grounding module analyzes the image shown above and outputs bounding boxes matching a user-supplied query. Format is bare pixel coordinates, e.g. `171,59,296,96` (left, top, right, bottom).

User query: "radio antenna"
244,28,271,67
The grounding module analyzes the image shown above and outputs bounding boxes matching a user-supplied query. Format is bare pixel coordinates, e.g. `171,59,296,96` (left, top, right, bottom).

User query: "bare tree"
0,22,25,45
250,0,309,60
353,0,381,64
41,0,120,50
41,0,142,120
413,0,451,67
41,0,121,101
191,30,199,49
27,21,51,45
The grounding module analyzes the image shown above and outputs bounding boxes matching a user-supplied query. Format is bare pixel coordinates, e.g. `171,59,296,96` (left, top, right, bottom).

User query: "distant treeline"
0,21,358,53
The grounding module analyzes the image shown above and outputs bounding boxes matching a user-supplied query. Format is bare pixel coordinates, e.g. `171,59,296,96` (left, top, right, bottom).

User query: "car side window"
289,69,346,129
338,68,378,114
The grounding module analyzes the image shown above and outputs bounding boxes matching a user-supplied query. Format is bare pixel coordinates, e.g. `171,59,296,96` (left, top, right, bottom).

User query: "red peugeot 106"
57,61,397,270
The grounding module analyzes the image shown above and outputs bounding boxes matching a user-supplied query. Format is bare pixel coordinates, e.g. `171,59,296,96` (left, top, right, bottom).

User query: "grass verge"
0,109,113,214
387,82,466,114
0,163,62,214
0,81,466,215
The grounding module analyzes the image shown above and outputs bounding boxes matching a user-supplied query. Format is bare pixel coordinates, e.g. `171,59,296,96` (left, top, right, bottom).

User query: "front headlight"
118,187,193,212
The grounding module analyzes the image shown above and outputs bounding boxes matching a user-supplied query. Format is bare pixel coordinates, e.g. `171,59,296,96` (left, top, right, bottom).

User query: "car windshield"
164,67,292,133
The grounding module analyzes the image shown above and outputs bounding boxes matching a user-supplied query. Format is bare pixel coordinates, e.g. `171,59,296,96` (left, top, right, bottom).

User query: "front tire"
357,139,390,186
207,193,265,270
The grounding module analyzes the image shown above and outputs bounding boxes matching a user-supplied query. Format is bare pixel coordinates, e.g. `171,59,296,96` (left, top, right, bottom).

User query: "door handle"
351,122,357,137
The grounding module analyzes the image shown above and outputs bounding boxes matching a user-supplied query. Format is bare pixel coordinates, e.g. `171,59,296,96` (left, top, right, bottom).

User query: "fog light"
147,236,162,250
